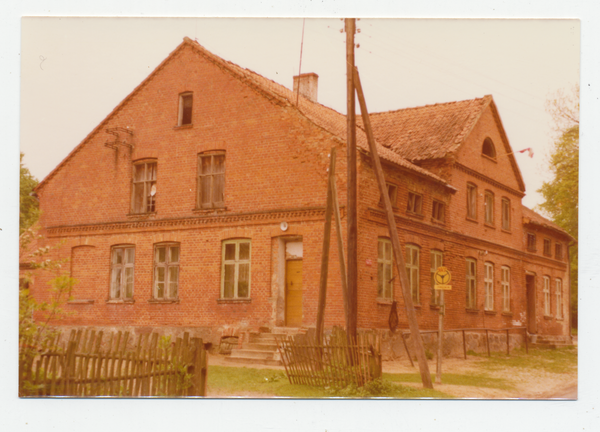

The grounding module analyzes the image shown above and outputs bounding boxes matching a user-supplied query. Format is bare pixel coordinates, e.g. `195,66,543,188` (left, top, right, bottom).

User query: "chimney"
293,73,319,103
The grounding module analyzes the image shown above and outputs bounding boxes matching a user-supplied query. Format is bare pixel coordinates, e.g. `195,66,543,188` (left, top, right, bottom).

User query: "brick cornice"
453,163,525,198
46,206,339,237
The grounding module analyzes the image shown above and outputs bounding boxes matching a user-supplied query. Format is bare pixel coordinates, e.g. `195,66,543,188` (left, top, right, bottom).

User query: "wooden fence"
277,328,382,388
19,329,207,397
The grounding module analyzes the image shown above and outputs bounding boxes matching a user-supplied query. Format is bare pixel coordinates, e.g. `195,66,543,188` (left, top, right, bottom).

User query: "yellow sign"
434,284,452,291
434,267,451,285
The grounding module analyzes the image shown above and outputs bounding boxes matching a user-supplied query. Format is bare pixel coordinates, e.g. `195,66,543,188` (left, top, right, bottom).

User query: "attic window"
178,93,193,126
482,138,496,159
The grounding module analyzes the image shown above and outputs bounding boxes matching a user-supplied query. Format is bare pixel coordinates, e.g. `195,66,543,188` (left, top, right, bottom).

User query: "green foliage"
20,152,40,234
538,86,579,326
425,349,434,360
480,347,578,374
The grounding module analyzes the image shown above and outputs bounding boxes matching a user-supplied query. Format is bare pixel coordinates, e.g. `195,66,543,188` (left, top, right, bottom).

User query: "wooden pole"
353,66,433,389
345,18,358,341
316,148,336,345
330,150,349,320
436,292,444,384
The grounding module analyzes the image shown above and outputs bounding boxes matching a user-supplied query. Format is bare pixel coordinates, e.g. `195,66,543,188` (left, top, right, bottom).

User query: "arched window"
482,138,496,159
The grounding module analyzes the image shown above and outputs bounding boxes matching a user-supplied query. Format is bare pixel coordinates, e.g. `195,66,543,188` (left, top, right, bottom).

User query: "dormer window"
482,138,496,159
178,92,193,126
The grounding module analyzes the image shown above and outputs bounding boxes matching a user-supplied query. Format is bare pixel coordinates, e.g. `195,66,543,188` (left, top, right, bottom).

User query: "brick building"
23,37,573,346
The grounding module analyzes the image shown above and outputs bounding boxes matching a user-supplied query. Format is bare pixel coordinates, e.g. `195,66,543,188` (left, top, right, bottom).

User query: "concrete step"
244,342,279,351
223,356,283,367
230,348,277,360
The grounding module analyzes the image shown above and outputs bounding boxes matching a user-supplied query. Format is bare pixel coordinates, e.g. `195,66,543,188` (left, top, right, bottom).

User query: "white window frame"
501,266,510,312
543,276,551,316
430,250,444,305
484,262,494,311
405,244,420,304
197,152,226,209
221,239,252,299
407,192,423,215
153,243,180,300
110,246,135,300
484,191,494,225
467,183,477,219
466,258,477,309
131,160,157,214
555,279,563,319
501,198,511,231
377,238,393,300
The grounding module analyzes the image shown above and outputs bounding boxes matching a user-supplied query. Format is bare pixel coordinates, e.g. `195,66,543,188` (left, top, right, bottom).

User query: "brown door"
526,274,537,334
285,260,303,327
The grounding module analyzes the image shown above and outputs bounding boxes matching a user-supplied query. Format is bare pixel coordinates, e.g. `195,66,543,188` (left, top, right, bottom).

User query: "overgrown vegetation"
478,347,578,375
207,366,451,398
20,152,40,234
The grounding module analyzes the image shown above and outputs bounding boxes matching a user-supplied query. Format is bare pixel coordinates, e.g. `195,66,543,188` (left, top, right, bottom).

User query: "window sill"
556,317,564,321
413,304,422,309
406,211,424,220
543,315,554,320
68,299,95,304
543,253,552,258
127,212,157,218
431,218,446,226
527,249,537,253
430,304,442,310
501,228,512,234
484,310,497,315
192,206,227,213
106,299,134,304
482,154,498,163
376,298,393,305
466,217,478,224
466,308,479,314
501,311,513,317
484,222,496,229
217,298,252,304
148,299,180,304
173,124,193,130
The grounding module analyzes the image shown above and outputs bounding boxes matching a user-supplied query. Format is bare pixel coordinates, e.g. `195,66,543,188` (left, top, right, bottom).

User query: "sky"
3,2,600,432
20,18,580,210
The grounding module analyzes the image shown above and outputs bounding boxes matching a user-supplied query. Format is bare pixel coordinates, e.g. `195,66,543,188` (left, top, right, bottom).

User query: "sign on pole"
434,267,452,291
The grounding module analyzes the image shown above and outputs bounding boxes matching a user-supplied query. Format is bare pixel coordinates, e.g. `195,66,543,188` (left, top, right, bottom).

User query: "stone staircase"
529,334,574,349
224,327,304,366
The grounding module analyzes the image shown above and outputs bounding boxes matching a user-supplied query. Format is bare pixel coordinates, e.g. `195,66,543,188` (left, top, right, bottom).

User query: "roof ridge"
369,95,491,116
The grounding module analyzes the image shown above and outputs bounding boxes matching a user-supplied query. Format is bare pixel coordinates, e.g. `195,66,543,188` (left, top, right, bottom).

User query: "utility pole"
345,18,358,342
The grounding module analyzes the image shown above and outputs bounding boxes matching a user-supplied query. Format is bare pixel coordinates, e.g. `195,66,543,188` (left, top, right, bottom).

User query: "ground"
205,345,578,399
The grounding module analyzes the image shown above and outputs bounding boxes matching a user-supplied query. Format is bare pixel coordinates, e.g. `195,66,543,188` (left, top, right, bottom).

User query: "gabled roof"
358,94,526,192
35,37,454,192
522,206,575,242
358,96,493,161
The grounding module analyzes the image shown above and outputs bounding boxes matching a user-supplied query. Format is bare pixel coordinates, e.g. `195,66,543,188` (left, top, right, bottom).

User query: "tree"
20,152,40,234
537,85,579,329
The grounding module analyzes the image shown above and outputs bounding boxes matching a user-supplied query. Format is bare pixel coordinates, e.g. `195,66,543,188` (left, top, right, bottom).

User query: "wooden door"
285,260,303,327
526,274,537,334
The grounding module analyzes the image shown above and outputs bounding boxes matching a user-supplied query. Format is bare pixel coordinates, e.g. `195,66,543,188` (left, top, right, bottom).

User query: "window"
543,239,552,256
377,238,393,299
153,244,180,300
482,138,496,159
430,250,444,305
132,161,157,214
555,279,563,319
543,276,551,316
405,244,420,304
432,200,445,223
484,262,494,311
502,198,511,230
197,152,226,209
178,92,193,126
527,233,536,252
501,266,510,312
110,246,135,300
555,243,563,260
379,183,398,207
484,191,494,225
407,192,423,215
466,258,477,309
221,239,251,299
467,183,477,219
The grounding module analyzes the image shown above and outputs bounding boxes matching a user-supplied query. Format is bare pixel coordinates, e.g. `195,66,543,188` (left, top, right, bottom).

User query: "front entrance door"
285,259,303,327
526,274,537,334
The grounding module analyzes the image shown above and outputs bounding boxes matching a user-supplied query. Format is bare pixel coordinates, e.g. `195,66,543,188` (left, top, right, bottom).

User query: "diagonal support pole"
353,67,433,389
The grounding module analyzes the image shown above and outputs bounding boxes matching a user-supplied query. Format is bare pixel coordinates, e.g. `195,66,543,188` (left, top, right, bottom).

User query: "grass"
471,346,578,374
383,372,514,391
207,365,452,398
